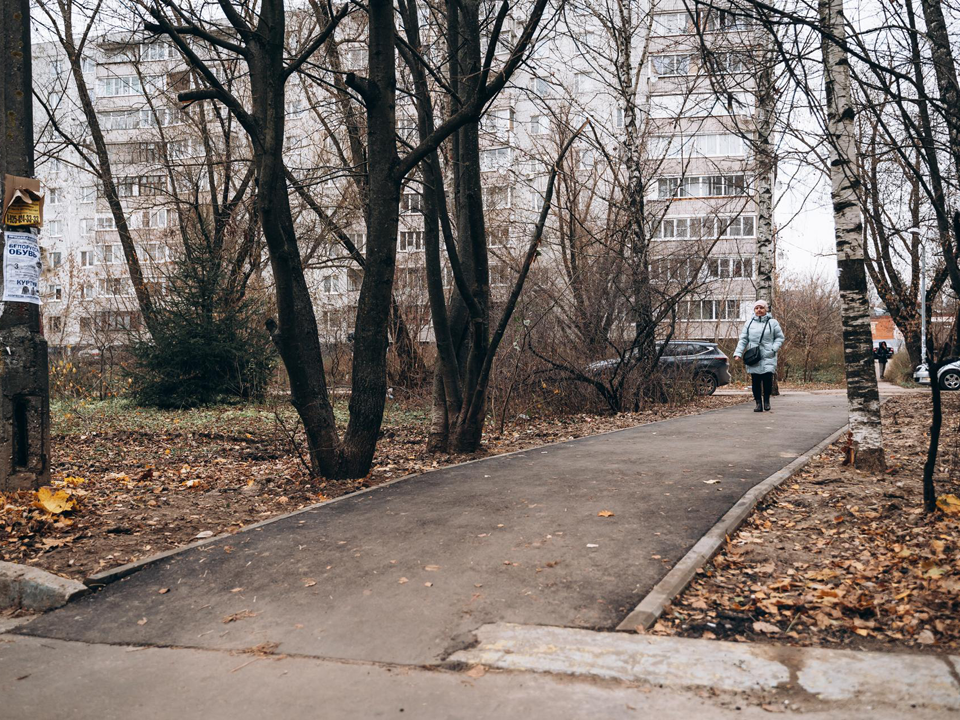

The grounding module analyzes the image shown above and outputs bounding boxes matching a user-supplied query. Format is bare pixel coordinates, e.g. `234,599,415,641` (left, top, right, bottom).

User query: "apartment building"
34,37,184,352
32,2,765,351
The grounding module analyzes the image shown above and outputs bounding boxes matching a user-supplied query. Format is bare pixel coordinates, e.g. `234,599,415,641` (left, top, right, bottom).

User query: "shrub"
127,256,277,408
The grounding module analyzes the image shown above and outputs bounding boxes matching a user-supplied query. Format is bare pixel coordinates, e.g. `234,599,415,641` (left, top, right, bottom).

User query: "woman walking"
734,300,785,412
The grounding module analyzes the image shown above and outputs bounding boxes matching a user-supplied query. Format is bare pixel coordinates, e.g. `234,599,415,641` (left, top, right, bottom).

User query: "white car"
914,359,960,390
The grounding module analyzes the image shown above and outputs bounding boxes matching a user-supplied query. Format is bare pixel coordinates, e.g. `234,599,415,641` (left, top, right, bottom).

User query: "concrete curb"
85,398,749,589
0,561,88,611
452,622,960,711
616,423,849,631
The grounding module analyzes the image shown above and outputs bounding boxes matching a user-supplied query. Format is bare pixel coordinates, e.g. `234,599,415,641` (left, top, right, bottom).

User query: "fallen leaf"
34,487,76,515
222,610,258,623
917,629,936,645
424,565,441,571
137,618,148,626
195,531,214,539
465,665,487,678
936,495,960,515
703,479,721,485
752,621,780,634
303,579,317,587
158,588,169,595
598,510,615,517
424,582,433,587
398,577,409,584
586,543,599,548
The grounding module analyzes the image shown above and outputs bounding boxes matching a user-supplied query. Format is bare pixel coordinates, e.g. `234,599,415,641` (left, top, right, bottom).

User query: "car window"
663,343,693,356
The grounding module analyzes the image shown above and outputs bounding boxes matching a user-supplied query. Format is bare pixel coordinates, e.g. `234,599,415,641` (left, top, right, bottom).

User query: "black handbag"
742,318,768,366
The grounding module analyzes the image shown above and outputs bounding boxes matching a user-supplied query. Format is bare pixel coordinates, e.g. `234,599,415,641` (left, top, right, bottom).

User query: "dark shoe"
763,400,771,411
754,403,763,412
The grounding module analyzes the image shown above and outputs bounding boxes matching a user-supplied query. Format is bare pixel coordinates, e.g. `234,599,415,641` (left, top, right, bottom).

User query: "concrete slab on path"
5,633,944,720
452,622,960,712
15,394,846,666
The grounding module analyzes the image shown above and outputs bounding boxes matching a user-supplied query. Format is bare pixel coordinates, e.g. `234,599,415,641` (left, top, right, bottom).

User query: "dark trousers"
751,372,773,404
878,361,887,378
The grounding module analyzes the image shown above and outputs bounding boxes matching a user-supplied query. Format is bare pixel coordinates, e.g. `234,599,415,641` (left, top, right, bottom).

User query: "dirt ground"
0,394,743,582
655,393,960,652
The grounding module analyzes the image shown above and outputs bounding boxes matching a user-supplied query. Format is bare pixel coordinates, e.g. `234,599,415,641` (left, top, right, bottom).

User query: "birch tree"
818,0,884,472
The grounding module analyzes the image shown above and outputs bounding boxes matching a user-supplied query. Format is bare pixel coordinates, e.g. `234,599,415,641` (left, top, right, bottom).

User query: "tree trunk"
819,0,885,472
754,33,777,309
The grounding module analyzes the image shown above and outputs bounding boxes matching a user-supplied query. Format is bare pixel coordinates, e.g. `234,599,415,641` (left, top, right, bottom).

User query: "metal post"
921,244,927,361
0,0,51,491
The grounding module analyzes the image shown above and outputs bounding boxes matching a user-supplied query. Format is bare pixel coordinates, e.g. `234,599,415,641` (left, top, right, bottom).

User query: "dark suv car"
585,341,731,395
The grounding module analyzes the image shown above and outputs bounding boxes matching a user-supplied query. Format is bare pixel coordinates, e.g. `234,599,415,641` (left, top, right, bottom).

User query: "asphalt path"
17,394,847,666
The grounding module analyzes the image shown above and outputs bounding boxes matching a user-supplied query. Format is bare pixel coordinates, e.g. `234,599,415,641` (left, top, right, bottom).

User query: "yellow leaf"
936,495,960,515
598,510,615,517
34,487,76,515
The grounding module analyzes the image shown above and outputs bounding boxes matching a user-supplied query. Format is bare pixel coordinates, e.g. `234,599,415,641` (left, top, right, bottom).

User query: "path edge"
616,422,849,632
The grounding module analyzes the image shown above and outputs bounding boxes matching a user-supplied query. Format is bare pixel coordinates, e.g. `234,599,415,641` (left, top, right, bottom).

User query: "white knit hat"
754,299,769,310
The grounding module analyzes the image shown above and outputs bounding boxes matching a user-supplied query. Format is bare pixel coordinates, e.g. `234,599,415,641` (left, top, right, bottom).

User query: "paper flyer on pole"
3,230,42,304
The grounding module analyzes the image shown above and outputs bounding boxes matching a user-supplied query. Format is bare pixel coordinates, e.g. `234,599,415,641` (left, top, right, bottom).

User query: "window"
652,12,692,35
97,75,142,97
142,208,168,228
141,42,175,61
47,188,63,205
140,176,166,196
489,225,510,247
99,278,124,296
45,220,63,236
51,252,62,268
116,177,138,197
81,56,96,74
657,174,747,199
49,285,63,301
707,257,754,279
702,8,754,32
532,76,552,95
649,92,754,119
482,185,511,210
401,192,423,213
80,250,94,267
647,133,748,159
615,107,625,128
96,215,117,231
575,72,593,93
714,52,750,74
47,315,63,333
485,107,515,133
530,114,545,135
101,109,141,130
142,243,165,262
347,268,362,291
322,275,339,293
80,186,96,203
652,54,691,77
399,231,423,252
98,245,116,264
79,283,94,300
481,146,513,169
654,215,756,240
95,310,140,331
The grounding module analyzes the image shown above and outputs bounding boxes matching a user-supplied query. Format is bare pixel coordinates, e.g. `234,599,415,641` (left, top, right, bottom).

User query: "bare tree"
818,0,885,471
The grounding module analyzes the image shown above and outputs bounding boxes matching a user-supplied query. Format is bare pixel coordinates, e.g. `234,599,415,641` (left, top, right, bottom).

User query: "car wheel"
696,373,718,396
939,370,960,391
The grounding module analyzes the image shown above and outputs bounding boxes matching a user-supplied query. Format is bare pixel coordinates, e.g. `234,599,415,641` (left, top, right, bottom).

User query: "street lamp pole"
921,246,927,361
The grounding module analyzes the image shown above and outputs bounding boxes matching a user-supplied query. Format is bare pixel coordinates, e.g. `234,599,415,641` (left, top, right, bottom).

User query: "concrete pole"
0,0,51,490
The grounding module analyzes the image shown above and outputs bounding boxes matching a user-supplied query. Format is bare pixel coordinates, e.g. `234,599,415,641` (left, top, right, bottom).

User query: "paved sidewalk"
14,394,845,666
